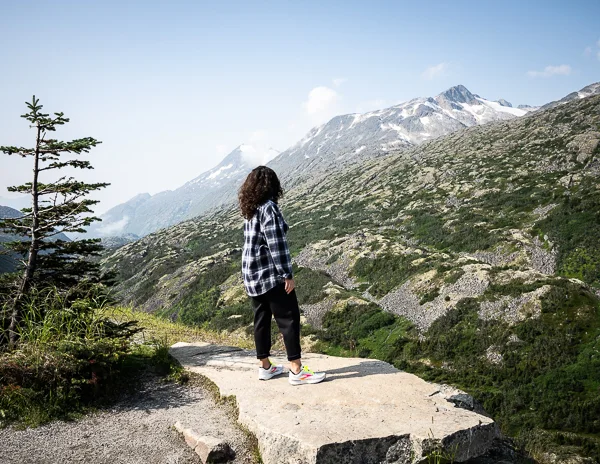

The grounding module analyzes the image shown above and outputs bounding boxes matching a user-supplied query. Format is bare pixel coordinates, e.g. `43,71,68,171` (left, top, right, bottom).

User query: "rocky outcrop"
378,263,491,332
479,285,553,325
170,342,498,464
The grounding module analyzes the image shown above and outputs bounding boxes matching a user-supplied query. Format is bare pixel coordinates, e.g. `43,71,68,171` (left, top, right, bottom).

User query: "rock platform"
170,342,497,464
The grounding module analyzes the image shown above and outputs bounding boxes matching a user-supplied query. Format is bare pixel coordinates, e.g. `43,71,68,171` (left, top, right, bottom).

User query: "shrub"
178,287,220,326
207,301,254,332
352,253,432,297
0,284,143,427
535,178,600,288
174,259,240,326
293,265,332,305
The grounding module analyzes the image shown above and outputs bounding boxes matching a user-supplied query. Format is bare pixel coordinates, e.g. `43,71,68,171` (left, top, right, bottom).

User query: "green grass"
0,285,146,427
107,306,254,349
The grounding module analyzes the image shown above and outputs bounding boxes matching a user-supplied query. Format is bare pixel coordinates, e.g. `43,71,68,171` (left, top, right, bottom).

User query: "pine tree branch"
44,228,72,238
0,146,35,157
34,195,89,221
36,202,91,232
38,160,93,171
0,222,30,230
39,137,101,154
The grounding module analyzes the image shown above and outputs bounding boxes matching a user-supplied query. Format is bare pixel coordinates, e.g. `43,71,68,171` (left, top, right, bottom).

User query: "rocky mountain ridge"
92,82,579,240
539,81,600,111
267,84,536,189
102,93,600,314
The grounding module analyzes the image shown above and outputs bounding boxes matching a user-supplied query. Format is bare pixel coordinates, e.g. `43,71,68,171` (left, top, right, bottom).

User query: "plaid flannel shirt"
242,199,293,296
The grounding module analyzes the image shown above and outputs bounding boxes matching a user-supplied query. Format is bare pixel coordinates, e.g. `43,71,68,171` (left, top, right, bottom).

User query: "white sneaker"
288,365,326,385
258,361,284,380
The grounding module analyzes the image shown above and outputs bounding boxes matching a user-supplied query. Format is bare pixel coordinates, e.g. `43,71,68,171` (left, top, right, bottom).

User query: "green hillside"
101,95,600,462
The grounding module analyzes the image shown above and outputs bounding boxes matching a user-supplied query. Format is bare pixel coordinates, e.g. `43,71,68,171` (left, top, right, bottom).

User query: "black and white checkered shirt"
242,200,293,296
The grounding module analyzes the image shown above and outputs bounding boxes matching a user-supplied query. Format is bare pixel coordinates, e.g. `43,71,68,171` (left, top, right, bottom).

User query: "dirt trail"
0,374,256,464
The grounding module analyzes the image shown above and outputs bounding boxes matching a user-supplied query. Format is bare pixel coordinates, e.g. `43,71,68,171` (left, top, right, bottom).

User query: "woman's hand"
284,278,295,294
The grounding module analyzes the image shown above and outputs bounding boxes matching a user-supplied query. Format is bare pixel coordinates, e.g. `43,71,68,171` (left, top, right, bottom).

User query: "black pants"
250,283,301,361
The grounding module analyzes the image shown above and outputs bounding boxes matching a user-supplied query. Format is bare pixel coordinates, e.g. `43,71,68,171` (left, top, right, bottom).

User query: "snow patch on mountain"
476,98,528,117
207,163,233,180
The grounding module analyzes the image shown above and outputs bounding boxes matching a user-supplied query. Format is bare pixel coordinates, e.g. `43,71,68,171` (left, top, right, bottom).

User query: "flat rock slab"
170,342,497,464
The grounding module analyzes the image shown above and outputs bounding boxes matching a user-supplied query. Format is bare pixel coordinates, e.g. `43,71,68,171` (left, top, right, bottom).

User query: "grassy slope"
101,95,600,461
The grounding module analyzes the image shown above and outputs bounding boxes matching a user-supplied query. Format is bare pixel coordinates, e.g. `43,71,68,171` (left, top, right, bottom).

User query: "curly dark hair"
238,166,283,219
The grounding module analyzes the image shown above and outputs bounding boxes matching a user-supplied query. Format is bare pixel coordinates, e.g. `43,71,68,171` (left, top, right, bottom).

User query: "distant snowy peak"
90,143,281,238
187,144,280,186
437,84,479,105
268,84,540,185
289,84,530,151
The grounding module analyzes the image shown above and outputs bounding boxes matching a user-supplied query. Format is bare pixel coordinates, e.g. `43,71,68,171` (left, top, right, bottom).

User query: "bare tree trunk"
8,123,42,348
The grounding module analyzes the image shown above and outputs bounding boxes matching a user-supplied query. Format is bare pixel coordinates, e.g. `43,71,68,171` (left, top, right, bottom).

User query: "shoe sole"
289,374,326,385
258,370,284,381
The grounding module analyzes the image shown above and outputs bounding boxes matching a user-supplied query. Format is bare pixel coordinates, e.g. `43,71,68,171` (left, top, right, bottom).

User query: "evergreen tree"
0,96,109,346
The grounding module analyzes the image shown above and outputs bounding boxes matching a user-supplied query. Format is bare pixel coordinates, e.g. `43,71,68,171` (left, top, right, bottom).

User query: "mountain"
101,94,600,460
539,81,600,111
102,93,600,320
100,233,140,250
0,205,72,273
0,206,23,272
89,193,152,237
86,144,280,237
95,84,535,238
268,84,533,187
0,206,22,220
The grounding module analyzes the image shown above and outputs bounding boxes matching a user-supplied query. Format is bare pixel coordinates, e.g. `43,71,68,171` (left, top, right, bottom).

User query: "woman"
238,166,326,385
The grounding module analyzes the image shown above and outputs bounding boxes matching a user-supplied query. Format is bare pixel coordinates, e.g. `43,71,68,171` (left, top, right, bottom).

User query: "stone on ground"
170,342,498,464
175,421,235,463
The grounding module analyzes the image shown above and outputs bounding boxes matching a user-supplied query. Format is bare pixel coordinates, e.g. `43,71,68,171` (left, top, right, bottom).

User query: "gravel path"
0,374,257,464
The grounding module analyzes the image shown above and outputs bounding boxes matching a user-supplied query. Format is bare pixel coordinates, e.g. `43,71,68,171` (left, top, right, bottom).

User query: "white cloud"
237,130,279,167
238,144,261,166
332,77,347,87
302,86,340,122
422,62,448,80
238,143,278,167
526,64,572,78
97,216,129,236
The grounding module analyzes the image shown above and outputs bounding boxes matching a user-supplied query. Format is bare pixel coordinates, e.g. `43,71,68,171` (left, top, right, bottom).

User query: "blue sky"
1,0,599,213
